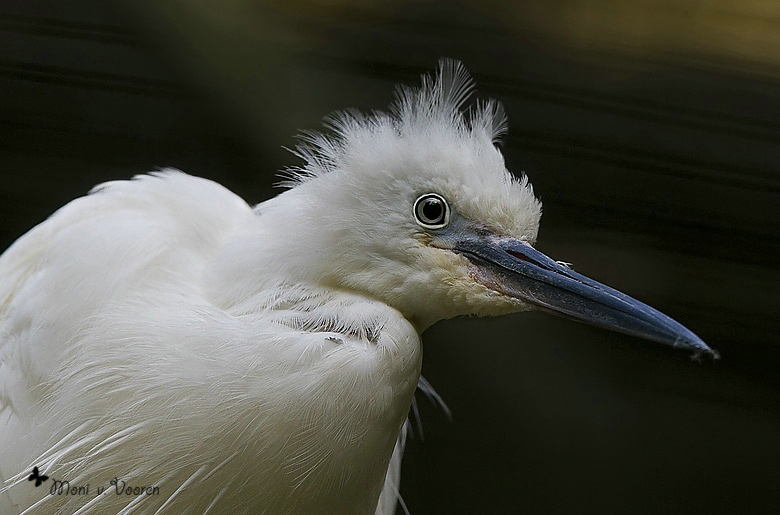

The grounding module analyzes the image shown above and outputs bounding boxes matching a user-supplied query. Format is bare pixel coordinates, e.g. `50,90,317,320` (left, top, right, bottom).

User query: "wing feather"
0,171,251,511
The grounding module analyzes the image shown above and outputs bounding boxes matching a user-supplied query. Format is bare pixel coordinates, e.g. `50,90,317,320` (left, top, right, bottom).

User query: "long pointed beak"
455,235,718,359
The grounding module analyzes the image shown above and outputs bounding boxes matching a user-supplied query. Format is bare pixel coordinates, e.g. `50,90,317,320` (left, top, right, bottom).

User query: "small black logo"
28,467,49,487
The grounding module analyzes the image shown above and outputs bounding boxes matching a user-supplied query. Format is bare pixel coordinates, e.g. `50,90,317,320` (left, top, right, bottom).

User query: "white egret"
0,60,716,514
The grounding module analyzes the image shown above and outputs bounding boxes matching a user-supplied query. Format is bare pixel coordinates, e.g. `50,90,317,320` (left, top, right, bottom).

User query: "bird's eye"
414,193,450,229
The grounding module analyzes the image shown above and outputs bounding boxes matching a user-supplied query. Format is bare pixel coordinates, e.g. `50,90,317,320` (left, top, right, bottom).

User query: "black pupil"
421,198,443,222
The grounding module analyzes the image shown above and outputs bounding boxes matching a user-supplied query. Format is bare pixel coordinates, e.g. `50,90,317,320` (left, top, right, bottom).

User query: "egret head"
270,59,716,358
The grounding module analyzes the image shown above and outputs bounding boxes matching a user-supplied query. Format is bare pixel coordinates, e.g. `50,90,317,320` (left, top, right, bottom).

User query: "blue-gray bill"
455,236,719,360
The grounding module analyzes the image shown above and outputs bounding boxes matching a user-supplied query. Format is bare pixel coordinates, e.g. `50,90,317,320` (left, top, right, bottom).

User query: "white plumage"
0,60,714,514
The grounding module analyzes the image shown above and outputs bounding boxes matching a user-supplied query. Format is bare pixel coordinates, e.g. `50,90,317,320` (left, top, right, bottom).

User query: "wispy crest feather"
280,59,508,187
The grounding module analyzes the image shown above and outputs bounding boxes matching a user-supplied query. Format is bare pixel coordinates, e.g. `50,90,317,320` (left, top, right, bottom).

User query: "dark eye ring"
414,193,450,229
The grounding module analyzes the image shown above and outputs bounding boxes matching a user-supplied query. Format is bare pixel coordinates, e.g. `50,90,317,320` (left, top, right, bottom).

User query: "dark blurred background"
1,0,778,513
